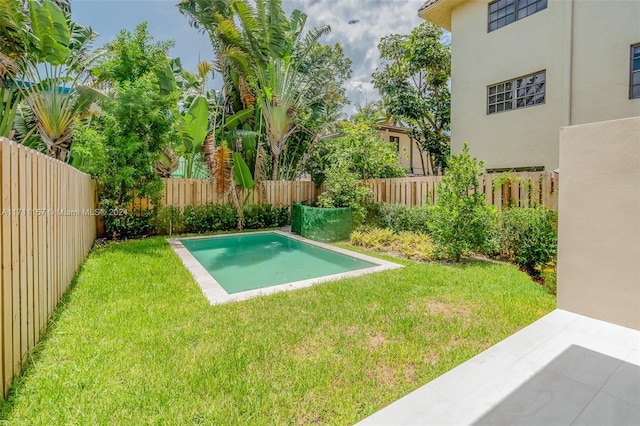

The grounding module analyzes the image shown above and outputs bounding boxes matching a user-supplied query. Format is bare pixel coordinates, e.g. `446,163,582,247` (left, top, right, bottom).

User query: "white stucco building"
419,0,640,172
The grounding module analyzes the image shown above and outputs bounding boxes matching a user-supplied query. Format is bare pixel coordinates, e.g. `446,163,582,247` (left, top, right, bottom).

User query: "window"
488,70,546,114
631,43,640,99
486,166,545,173
488,0,547,32
390,136,400,151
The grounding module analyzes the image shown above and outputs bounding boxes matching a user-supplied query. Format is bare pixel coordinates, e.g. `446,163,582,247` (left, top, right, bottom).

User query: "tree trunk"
415,138,427,176
271,154,279,180
230,184,245,229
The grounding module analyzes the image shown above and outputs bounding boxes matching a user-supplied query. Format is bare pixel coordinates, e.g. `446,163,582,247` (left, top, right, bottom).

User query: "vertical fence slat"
9,142,20,376
25,147,34,351
1,140,12,394
0,138,96,398
17,146,27,363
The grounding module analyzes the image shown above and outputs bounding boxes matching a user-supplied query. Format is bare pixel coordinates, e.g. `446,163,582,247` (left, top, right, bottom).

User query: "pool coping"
167,230,403,304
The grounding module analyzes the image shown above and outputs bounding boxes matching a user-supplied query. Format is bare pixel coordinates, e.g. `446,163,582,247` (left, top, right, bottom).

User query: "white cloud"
74,0,437,115
283,1,426,113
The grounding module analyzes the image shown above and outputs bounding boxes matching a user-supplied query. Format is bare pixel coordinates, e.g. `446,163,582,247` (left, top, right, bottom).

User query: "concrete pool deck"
358,309,640,425
168,230,402,304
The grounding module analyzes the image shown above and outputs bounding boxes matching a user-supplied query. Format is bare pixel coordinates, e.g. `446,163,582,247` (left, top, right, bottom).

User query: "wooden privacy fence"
365,172,559,210
148,172,558,211
0,138,97,397
130,179,321,211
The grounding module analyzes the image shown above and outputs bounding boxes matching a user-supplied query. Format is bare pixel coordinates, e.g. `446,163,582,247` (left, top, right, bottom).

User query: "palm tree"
2,0,107,159
258,58,323,179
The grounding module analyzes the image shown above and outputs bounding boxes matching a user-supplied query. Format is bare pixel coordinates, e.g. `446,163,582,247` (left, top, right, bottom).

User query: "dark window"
631,43,640,99
389,136,400,151
488,70,546,114
486,166,545,173
488,0,547,32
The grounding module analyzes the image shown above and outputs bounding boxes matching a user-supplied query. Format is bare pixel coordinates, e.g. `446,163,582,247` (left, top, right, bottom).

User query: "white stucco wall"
557,116,640,330
449,0,566,170
441,0,639,168
570,0,640,124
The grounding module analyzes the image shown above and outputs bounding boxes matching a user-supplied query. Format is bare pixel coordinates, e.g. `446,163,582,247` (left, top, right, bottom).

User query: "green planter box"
291,204,352,242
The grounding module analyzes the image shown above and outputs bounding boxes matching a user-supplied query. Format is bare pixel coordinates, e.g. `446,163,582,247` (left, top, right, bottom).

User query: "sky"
72,0,434,115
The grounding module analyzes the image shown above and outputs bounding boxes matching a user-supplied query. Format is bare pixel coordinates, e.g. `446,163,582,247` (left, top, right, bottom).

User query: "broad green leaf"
184,96,208,152
29,0,70,65
224,105,254,130
0,86,19,138
157,61,177,96
232,153,255,190
241,123,257,153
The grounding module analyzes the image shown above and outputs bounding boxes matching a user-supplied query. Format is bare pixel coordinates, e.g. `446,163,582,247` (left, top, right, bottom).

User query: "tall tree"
178,0,338,180
294,42,351,135
372,22,451,173
93,22,178,205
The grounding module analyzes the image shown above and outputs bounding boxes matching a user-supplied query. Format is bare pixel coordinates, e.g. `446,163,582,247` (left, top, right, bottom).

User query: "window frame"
487,70,546,115
488,0,547,33
631,43,640,99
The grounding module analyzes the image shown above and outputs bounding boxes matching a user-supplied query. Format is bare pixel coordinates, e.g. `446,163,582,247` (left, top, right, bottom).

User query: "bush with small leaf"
429,143,495,261
101,199,153,240
380,203,432,234
153,206,184,235
318,164,373,227
243,204,289,229
183,204,239,233
498,206,557,275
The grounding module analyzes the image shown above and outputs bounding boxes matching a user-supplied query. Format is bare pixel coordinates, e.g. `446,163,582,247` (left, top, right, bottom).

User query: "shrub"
394,231,434,261
183,204,238,233
498,206,557,275
101,199,152,240
318,165,373,227
380,203,432,234
407,205,432,234
153,206,184,235
380,203,411,231
243,204,289,229
362,202,383,228
305,121,406,186
350,228,433,261
429,143,495,261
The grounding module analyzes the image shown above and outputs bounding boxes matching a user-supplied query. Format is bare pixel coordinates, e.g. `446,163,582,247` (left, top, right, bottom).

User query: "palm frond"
155,147,179,178
196,60,213,82
294,25,331,65
222,46,253,79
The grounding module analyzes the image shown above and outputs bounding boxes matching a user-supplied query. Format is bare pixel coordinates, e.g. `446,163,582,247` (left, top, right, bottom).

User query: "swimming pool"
169,231,401,304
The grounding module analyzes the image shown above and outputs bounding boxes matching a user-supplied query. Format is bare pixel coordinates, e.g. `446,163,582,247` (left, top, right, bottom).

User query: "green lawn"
1,236,555,425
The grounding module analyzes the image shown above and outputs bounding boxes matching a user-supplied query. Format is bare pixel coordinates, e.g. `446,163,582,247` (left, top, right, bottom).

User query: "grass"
0,236,555,425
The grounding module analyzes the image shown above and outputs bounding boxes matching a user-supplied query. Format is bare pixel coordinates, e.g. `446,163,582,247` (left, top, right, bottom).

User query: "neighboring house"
376,124,434,176
319,124,434,176
419,0,640,172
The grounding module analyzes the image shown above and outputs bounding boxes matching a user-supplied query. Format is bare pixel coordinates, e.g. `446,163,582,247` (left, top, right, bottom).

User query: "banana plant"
203,98,260,228
176,95,209,178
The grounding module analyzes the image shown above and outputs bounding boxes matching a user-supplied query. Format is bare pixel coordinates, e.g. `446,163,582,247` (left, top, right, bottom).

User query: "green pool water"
180,233,376,294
